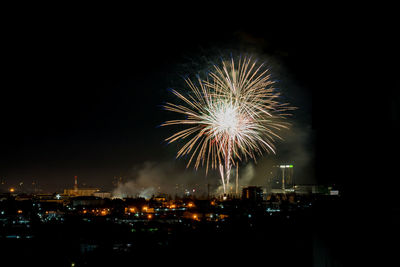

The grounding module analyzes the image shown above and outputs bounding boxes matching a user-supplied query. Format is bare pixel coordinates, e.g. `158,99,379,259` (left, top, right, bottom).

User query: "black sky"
1,9,398,196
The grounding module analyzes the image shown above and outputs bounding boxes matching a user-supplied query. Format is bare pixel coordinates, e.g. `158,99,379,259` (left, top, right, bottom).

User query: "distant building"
278,164,294,190
15,194,33,201
64,188,100,197
63,176,100,197
34,193,64,204
93,191,111,199
242,186,263,203
293,184,339,195
152,194,167,202
71,196,106,207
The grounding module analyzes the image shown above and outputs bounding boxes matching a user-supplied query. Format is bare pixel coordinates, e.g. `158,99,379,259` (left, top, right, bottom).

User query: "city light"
0,182,340,266
129,207,136,213
279,164,293,168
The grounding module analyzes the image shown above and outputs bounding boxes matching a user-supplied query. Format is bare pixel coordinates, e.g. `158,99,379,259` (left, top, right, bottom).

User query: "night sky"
1,10,398,197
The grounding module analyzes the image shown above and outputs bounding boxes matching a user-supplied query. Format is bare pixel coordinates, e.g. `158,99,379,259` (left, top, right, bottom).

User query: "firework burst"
162,56,295,195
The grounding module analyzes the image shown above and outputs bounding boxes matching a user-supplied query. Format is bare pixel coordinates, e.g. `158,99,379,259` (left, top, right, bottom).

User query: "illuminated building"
183,211,202,221
33,194,64,204
63,176,100,197
93,191,111,199
279,164,294,190
242,186,263,203
152,194,167,202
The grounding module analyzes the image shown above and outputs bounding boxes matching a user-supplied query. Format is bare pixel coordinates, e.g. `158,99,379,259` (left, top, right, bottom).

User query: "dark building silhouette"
242,186,263,203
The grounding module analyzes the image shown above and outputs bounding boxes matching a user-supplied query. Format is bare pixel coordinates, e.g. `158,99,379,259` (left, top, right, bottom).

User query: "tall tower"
278,165,294,191
74,176,78,192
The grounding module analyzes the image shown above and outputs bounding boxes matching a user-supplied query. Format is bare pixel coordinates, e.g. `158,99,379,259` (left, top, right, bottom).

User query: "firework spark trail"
162,56,295,195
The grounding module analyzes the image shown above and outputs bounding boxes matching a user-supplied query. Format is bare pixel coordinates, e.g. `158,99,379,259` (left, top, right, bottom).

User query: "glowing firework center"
214,104,239,135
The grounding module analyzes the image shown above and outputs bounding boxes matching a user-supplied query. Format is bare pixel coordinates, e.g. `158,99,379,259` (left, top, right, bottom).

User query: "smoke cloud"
214,162,257,195
112,161,217,199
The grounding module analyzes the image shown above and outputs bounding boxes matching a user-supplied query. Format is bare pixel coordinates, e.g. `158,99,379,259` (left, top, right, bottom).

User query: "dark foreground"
2,194,393,267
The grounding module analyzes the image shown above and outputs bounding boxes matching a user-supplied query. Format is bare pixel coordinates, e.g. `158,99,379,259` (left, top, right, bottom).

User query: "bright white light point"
215,105,239,135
